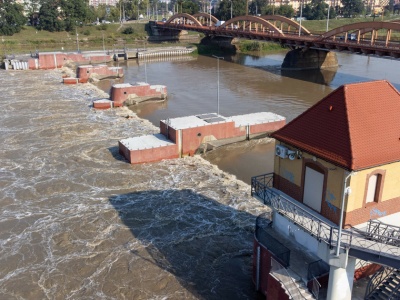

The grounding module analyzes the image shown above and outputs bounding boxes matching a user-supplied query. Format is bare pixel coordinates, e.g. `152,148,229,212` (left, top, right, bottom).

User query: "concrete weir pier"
119,112,286,164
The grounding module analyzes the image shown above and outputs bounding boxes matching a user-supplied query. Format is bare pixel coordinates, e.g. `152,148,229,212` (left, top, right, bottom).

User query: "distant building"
89,0,119,7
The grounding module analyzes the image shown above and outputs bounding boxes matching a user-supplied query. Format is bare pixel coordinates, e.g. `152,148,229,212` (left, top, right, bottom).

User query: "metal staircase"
365,267,400,300
270,257,314,300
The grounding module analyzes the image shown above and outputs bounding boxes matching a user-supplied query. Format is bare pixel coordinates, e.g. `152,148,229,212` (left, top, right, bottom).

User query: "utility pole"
299,0,303,36
326,0,330,32
212,55,224,115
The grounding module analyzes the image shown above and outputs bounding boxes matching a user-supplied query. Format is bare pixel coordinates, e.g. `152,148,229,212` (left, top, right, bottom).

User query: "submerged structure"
93,82,168,109
63,64,124,84
3,51,113,71
119,112,286,164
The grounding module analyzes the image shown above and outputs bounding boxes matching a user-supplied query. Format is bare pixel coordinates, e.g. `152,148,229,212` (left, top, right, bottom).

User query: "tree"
216,0,247,20
181,0,200,15
61,0,92,27
37,1,65,32
301,0,328,20
276,4,295,18
0,0,27,36
341,0,363,17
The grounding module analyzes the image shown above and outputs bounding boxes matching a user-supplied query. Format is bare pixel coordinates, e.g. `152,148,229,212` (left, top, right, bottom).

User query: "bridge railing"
251,173,400,268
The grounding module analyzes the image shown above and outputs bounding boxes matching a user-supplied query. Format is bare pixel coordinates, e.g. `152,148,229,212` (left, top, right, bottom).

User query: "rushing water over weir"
0,70,270,299
1,49,400,299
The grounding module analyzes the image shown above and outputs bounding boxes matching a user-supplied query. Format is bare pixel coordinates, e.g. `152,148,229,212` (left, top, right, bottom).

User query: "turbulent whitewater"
0,69,270,299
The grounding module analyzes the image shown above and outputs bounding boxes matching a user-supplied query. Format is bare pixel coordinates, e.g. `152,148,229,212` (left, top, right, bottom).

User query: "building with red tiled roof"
272,80,400,171
269,80,400,227
251,80,400,300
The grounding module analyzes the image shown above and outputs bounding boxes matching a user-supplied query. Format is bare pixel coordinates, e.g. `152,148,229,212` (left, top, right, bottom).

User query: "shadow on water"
280,67,339,86
108,146,126,162
109,189,264,300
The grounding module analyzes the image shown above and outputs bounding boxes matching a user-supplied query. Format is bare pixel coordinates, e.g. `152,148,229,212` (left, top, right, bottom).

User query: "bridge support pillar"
200,36,236,52
326,253,356,300
282,48,338,70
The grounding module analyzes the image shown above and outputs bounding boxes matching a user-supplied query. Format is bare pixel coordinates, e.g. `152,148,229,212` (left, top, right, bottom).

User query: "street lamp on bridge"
299,0,303,36
209,0,212,26
230,0,233,19
212,55,224,115
326,0,331,32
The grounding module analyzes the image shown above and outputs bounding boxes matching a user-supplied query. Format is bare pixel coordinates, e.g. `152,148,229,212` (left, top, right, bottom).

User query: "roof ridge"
342,85,355,170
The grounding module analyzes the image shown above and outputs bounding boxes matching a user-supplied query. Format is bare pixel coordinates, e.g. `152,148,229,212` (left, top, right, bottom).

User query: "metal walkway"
251,173,400,269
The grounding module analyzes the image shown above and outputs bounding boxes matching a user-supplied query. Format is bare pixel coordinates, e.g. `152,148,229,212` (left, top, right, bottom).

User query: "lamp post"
209,1,212,26
326,0,330,32
75,22,79,52
230,0,233,19
212,55,224,115
298,0,303,36
336,171,356,257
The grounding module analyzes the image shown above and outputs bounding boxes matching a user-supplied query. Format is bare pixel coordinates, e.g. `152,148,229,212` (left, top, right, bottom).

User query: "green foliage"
37,2,65,32
341,0,364,17
216,0,247,20
181,0,200,15
122,27,134,34
276,5,295,18
238,40,283,52
0,1,27,36
82,29,91,36
96,24,109,31
302,0,330,20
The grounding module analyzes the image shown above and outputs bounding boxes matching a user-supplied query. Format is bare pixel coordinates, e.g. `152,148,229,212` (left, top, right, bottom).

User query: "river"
113,52,400,184
0,50,399,299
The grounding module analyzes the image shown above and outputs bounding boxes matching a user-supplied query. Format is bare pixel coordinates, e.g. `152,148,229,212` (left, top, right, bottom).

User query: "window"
364,171,384,205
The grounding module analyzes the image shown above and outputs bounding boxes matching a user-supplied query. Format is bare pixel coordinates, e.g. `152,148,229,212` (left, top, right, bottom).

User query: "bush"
238,40,283,52
82,29,91,36
122,27,134,34
96,24,108,31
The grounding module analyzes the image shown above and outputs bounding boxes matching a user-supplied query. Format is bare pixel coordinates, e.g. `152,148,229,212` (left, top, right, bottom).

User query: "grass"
2,15,400,55
1,22,149,55
301,15,400,34
236,40,284,53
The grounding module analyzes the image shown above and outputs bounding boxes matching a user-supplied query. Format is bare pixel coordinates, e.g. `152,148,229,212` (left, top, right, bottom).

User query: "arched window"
364,170,385,206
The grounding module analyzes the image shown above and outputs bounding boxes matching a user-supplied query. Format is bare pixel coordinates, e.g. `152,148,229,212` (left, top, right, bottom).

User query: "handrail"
365,266,393,298
270,257,307,300
311,276,321,299
307,259,330,281
251,173,400,268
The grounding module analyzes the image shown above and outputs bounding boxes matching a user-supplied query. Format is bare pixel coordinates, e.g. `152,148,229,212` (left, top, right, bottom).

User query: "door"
303,166,324,212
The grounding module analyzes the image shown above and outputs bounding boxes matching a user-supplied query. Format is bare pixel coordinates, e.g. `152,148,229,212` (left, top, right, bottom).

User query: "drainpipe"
336,171,355,257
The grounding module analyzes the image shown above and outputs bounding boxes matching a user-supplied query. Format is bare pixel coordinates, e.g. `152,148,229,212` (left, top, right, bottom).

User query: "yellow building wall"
274,142,346,210
346,161,400,212
274,142,400,214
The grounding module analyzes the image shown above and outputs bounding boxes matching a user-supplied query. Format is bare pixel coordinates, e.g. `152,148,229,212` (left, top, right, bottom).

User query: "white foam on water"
0,69,271,299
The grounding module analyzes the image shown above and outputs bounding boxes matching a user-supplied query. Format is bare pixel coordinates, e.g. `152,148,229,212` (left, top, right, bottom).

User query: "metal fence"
251,173,400,269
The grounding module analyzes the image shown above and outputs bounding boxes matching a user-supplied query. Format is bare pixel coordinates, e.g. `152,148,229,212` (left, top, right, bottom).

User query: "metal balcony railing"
251,173,400,269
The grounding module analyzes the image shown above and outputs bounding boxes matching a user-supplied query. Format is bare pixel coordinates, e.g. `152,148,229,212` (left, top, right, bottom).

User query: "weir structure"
118,112,285,164
156,14,400,69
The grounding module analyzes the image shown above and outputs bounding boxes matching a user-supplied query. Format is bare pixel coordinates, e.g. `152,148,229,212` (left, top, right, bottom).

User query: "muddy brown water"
0,51,399,299
111,52,400,184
